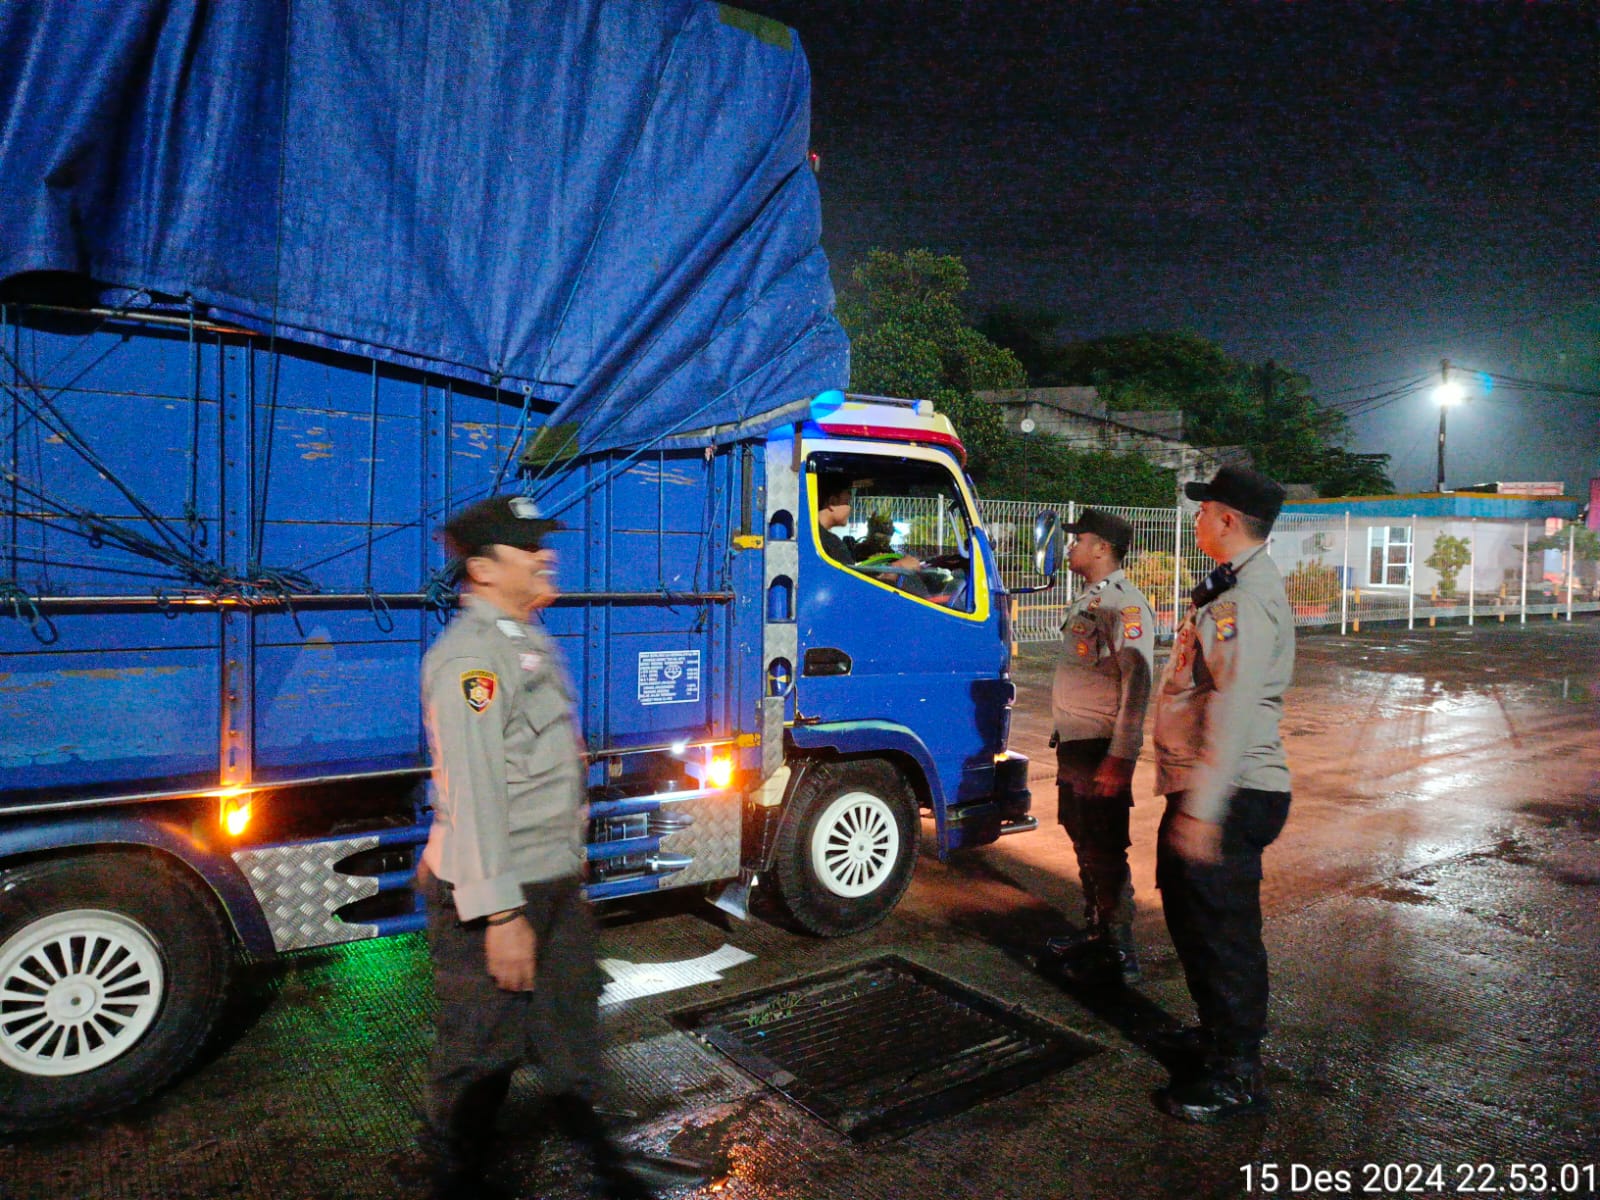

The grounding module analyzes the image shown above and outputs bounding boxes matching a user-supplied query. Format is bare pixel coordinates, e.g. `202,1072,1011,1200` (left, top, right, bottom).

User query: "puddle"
1359,882,1439,907
1515,799,1600,835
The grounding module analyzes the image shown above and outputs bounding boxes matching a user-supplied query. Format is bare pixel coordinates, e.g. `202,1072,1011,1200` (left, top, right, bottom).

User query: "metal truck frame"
0,304,1052,1130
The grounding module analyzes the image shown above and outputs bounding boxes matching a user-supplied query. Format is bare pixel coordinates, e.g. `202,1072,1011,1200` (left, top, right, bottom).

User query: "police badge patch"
461,669,498,713
1121,605,1144,640
1212,600,1238,642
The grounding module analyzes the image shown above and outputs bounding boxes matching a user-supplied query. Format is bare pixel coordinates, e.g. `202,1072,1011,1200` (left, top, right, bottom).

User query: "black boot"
552,1094,710,1199
1157,1055,1269,1123
1043,921,1105,959
1105,921,1141,985
426,1163,514,1200
413,1071,515,1200
1147,1024,1213,1059
1046,874,1106,958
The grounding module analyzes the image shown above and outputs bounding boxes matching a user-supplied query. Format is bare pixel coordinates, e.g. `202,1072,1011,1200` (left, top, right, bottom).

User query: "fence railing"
978,499,1600,644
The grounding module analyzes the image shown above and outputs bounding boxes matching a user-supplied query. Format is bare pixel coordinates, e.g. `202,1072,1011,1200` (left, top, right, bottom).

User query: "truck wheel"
771,760,917,936
0,854,230,1133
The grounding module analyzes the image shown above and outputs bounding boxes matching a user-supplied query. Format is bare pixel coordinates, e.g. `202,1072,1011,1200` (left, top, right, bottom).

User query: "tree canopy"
837,250,1172,505
979,438,1177,508
980,324,1395,497
837,249,1021,478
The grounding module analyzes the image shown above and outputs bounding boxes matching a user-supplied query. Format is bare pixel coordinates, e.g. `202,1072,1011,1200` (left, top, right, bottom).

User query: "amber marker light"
219,788,253,837
707,755,735,790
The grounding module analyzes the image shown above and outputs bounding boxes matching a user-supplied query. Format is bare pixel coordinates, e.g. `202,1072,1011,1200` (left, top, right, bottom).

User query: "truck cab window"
810,453,976,611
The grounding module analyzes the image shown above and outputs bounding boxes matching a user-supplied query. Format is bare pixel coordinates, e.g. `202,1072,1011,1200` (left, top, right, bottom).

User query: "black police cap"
1184,466,1286,526
1063,507,1134,556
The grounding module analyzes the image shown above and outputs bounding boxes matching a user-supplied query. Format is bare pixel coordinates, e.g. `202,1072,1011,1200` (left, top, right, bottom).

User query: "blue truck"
0,1,1052,1130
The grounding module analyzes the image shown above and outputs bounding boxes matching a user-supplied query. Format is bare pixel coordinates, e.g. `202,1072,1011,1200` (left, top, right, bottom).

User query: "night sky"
752,0,1600,495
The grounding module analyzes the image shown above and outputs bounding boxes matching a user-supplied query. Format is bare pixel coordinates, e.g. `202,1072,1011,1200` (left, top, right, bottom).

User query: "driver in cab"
815,474,933,598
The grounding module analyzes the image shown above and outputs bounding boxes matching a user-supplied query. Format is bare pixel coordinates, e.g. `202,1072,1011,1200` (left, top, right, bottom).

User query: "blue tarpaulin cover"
0,0,848,458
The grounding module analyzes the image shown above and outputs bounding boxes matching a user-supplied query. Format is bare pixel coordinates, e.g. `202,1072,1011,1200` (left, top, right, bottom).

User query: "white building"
1274,490,1588,606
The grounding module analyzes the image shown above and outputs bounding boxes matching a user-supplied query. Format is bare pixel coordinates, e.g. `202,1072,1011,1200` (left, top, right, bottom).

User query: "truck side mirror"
1033,510,1063,580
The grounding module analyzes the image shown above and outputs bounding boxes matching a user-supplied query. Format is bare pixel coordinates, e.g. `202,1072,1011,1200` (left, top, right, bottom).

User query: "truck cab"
743,393,1036,935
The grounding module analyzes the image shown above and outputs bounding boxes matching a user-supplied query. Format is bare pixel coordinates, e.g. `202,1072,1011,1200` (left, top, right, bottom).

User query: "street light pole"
1433,358,1464,493
1436,360,1448,493
1019,416,1035,496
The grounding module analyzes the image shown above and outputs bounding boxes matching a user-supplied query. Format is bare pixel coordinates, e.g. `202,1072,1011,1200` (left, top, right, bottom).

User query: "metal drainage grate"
673,954,1101,1140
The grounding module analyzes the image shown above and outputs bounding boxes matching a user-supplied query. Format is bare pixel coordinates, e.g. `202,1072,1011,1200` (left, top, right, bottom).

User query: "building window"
1367,525,1412,588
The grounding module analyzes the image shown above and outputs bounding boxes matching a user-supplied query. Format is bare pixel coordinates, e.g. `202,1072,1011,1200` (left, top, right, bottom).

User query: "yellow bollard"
1428,614,1436,627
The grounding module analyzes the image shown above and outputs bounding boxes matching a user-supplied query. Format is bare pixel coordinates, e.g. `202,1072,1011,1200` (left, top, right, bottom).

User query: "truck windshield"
810,453,977,610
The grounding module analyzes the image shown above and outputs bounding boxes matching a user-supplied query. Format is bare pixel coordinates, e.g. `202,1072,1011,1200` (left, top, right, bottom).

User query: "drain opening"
673,954,1101,1140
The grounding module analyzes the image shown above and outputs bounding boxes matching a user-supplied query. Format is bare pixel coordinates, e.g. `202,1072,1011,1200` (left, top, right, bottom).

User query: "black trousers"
1156,788,1291,1062
1055,737,1135,930
421,873,604,1168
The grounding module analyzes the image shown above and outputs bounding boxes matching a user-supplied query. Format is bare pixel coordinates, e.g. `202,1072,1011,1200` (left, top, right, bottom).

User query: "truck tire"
0,854,230,1132
770,759,917,937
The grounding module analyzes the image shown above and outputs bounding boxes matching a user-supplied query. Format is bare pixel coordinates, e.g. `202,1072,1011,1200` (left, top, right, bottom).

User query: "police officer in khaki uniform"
1043,509,1155,984
413,495,704,1200
1152,466,1294,1123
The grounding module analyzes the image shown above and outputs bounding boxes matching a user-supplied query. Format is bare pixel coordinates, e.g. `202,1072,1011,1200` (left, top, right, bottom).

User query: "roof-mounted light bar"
808,392,967,464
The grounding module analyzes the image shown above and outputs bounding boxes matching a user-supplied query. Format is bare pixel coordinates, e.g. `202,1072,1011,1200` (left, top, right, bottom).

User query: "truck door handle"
802,647,852,677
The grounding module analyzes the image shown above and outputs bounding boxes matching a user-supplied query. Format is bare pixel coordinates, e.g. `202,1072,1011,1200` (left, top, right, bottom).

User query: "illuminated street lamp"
1433,359,1465,493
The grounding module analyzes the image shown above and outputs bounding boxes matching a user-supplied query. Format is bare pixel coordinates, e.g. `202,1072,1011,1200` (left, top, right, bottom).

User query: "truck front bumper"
939,750,1034,855
993,750,1035,833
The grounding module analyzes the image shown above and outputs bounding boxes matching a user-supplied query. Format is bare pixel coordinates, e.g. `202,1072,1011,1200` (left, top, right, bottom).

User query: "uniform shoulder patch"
1121,605,1144,640
461,669,498,713
1171,620,1195,671
1211,600,1238,642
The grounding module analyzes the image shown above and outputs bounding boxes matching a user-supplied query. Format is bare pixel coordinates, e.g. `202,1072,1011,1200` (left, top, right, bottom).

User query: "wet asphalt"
2,619,1597,1200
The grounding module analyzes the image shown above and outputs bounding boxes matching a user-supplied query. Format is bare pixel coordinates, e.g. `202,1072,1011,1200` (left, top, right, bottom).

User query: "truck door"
794,448,1011,856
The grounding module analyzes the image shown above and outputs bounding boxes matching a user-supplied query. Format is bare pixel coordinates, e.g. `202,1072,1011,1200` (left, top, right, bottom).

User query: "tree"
837,249,1022,479
975,306,1069,384
1525,526,1600,589
1311,451,1394,499
982,327,1394,497
979,435,1176,507
1424,534,1471,596
840,251,1172,502
1049,331,1247,442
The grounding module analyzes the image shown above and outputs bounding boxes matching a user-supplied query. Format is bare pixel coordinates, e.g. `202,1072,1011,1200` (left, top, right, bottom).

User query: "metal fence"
979,499,1600,644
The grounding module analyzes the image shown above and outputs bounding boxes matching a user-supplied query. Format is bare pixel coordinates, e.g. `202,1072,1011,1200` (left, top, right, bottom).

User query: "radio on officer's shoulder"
1190,562,1238,610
